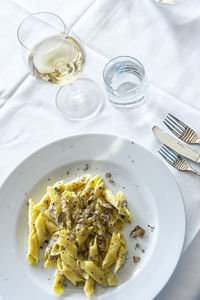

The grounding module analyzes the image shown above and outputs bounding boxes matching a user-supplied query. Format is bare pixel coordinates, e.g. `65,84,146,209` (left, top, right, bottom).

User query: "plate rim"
0,132,186,299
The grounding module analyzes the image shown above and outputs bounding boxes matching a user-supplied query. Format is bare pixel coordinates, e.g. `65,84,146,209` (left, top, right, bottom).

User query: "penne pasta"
27,230,39,265
43,212,59,234
76,226,93,247
59,230,78,259
103,188,119,210
80,261,107,287
34,192,50,211
65,174,91,191
104,268,118,286
35,212,47,247
27,174,131,297
88,236,98,262
84,276,95,297
61,250,77,272
53,267,66,295
114,244,127,273
47,187,62,222
117,191,131,218
102,232,122,269
28,199,39,233
62,265,84,286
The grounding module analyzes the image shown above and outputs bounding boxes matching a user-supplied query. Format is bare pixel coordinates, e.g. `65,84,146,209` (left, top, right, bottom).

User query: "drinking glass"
103,56,147,111
17,12,103,120
152,0,183,4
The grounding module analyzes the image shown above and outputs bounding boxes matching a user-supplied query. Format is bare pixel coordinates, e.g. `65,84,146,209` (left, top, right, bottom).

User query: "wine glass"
17,12,104,120
152,0,183,4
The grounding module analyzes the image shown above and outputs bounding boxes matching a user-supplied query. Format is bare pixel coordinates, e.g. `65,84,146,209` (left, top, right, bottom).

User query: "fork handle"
185,165,200,176
189,169,200,176
196,138,200,144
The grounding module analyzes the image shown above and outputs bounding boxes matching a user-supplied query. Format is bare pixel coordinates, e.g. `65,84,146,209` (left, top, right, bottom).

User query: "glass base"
109,96,146,111
152,0,183,4
56,78,104,120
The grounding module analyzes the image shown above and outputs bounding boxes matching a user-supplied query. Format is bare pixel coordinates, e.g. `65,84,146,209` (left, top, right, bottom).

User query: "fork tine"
163,120,181,137
161,145,177,161
166,115,184,133
162,145,179,159
158,150,174,165
168,113,187,129
159,147,175,163
164,118,183,135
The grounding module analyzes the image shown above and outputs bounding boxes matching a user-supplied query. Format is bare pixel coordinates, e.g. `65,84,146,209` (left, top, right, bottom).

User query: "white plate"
0,133,185,300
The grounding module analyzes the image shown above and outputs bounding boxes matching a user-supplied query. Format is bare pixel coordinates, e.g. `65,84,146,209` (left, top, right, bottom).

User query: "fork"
163,113,200,144
158,145,200,176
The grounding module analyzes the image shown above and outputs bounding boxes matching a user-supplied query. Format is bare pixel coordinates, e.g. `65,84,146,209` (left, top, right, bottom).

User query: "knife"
152,126,200,163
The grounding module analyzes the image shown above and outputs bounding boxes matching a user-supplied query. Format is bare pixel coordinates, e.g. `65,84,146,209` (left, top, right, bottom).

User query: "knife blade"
152,126,200,163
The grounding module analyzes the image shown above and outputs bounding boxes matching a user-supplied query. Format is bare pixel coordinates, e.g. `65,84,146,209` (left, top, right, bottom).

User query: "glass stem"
69,82,81,98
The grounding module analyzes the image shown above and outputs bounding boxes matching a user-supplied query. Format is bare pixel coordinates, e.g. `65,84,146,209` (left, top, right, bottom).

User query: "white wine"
28,35,85,85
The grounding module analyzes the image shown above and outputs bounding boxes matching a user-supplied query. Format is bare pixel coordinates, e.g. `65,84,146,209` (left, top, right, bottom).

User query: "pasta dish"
27,174,131,297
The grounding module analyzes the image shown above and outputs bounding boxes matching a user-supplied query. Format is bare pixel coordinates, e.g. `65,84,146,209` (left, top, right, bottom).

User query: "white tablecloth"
1,0,200,298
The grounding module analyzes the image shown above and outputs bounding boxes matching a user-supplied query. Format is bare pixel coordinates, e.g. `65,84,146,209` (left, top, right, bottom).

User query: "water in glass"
103,56,147,111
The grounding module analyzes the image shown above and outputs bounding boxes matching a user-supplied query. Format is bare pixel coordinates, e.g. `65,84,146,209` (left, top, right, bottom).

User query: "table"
1,0,200,298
